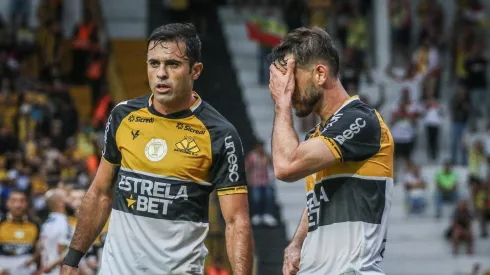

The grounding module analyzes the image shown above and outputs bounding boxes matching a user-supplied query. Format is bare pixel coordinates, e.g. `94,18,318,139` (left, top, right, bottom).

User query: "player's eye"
166,62,180,68
148,60,159,68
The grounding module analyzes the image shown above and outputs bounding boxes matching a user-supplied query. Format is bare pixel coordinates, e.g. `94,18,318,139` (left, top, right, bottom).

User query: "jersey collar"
7,212,28,223
319,95,360,131
334,95,360,115
148,92,202,119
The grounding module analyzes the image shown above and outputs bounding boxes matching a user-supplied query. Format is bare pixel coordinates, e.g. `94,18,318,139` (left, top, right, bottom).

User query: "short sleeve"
102,110,122,165
319,110,381,162
211,128,248,196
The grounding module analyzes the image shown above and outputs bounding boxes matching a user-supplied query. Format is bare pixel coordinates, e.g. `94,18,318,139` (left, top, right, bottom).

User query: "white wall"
100,0,148,39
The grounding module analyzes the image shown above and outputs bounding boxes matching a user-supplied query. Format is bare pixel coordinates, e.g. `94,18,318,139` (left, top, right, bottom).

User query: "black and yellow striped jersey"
299,96,394,275
0,215,40,256
98,92,248,275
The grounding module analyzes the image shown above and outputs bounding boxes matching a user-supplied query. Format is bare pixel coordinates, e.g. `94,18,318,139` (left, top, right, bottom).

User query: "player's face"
292,70,323,118
7,192,28,218
69,190,86,213
147,40,202,108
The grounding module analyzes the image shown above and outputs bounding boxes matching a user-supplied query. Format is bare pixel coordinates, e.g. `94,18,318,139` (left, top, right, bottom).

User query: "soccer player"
61,23,253,275
0,189,40,275
268,27,394,275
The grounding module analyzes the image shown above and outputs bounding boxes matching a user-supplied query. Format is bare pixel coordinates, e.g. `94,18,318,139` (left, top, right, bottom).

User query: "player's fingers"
269,62,283,76
287,262,299,275
286,59,296,77
283,263,289,275
274,60,287,74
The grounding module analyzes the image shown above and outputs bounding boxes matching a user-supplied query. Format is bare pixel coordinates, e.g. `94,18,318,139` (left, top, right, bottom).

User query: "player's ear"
191,62,203,80
315,64,328,85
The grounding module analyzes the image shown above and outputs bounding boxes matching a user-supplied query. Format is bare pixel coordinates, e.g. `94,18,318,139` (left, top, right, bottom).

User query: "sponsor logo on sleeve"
224,135,240,182
333,117,366,145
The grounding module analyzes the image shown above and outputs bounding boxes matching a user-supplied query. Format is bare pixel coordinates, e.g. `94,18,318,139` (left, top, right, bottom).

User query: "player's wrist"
63,248,86,268
274,100,292,111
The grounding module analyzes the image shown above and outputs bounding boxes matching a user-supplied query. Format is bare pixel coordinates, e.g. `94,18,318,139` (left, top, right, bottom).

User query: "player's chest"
116,118,212,173
0,223,37,244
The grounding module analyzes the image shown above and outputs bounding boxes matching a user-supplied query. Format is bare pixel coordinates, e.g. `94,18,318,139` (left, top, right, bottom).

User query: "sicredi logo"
333,118,366,145
128,115,154,123
224,135,239,182
176,122,206,135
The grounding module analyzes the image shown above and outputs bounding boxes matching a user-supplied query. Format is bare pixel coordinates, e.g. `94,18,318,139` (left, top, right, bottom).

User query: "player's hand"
60,265,78,275
283,244,301,275
269,58,296,106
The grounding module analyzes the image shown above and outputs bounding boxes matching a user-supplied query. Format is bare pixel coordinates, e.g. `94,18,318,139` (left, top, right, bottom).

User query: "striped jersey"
98,92,247,275
298,96,394,275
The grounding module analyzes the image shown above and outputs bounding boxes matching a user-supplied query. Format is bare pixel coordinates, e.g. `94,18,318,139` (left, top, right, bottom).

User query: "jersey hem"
217,186,248,196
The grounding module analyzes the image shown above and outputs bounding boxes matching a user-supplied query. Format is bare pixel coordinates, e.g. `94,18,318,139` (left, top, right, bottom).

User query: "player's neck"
316,79,349,123
8,213,25,222
153,93,196,115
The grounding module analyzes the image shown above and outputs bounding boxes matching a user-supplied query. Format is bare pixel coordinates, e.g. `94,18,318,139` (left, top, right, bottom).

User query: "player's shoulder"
324,97,380,133
194,100,238,136
26,216,41,228
111,94,150,117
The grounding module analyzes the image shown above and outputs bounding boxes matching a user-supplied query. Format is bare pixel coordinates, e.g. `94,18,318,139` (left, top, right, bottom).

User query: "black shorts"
395,141,414,158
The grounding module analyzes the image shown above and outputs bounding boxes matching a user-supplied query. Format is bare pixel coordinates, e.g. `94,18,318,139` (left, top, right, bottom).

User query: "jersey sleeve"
319,110,381,162
102,108,122,165
211,128,248,196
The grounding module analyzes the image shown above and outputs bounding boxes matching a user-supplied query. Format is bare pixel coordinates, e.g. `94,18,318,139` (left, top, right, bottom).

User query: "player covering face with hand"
268,27,394,275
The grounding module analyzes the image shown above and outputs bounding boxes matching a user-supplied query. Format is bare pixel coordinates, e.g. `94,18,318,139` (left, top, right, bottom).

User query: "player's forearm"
272,104,299,178
225,215,254,275
69,184,113,252
290,208,309,249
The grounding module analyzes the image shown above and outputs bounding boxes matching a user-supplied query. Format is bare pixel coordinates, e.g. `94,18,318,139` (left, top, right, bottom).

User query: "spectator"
435,161,459,219
37,188,70,275
467,139,488,211
245,141,277,227
475,181,490,238
390,88,421,172
417,0,444,45
465,41,487,131
71,10,99,84
403,161,426,214
450,200,473,255
412,38,440,99
423,94,443,161
450,86,471,165
0,189,39,275
389,0,411,64
386,62,427,106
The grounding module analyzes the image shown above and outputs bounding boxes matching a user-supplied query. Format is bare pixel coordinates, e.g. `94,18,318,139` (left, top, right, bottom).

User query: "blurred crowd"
0,0,112,274
387,0,490,258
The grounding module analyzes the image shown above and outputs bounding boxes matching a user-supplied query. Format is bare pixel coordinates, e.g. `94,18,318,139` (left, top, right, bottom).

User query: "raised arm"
219,194,254,275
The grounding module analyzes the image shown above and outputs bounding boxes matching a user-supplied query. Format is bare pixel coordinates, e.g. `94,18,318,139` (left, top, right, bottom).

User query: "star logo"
126,194,136,209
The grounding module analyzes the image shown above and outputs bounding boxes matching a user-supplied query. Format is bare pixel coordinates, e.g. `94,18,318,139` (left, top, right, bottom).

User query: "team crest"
145,138,168,161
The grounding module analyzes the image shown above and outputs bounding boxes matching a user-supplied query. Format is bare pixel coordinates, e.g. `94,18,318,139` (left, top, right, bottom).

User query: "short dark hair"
147,23,201,69
8,188,28,199
270,27,340,77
